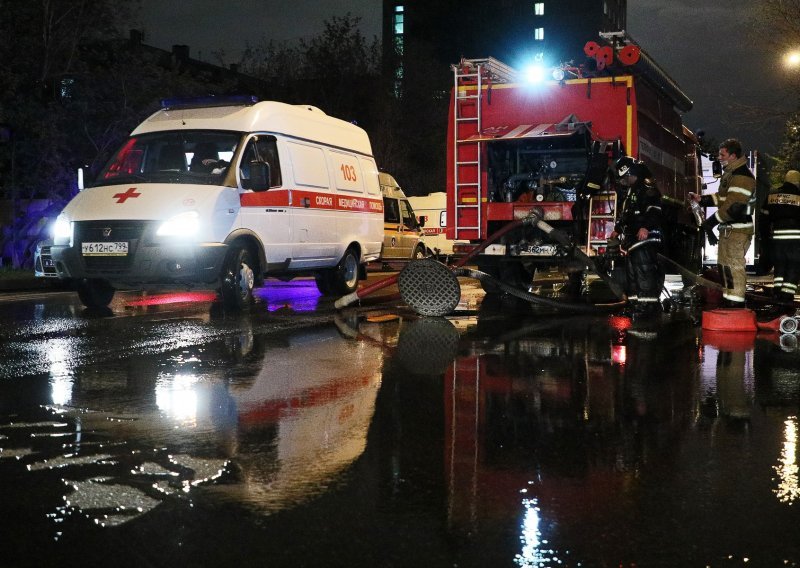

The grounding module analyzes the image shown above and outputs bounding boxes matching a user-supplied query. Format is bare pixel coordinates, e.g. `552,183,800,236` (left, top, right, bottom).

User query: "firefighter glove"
701,216,720,246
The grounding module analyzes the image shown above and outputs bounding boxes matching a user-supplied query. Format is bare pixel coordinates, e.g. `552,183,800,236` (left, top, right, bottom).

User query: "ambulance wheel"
330,248,360,295
76,278,115,308
314,272,333,295
221,243,255,310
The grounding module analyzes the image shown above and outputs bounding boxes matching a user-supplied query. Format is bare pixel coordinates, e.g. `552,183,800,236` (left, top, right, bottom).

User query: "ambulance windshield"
94,130,241,186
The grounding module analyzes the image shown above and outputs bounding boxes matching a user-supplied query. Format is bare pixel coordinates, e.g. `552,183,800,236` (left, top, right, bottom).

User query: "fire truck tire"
76,278,115,308
329,248,360,295
220,243,255,310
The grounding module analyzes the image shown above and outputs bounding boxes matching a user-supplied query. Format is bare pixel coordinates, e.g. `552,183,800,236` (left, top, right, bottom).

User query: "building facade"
383,0,627,93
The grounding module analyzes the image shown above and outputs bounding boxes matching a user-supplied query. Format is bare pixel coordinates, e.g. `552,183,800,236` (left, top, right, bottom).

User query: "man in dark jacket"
689,138,755,308
762,169,800,312
611,156,664,318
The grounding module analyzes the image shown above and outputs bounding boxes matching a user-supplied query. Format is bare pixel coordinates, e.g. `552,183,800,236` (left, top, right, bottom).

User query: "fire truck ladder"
586,191,618,253
452,58,517,240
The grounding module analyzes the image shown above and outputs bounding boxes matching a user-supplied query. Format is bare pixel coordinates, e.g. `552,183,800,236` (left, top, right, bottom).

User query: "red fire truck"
445,32,702,294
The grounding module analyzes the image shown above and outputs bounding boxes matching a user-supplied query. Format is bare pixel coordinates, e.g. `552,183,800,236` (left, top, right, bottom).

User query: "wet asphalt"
0,277,799,567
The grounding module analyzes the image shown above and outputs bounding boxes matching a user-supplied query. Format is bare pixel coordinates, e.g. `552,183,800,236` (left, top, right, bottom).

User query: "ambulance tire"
220,243,255,310
329,248,360,295
76,278,115,308
314,272,333,295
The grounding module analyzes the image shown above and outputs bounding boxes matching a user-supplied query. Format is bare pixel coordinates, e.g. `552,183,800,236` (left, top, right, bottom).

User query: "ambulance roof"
379,172,407,199
132,100,374,156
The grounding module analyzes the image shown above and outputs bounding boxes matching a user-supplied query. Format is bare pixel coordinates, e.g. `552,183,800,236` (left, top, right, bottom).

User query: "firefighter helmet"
614,156,637,178
615,156,650,180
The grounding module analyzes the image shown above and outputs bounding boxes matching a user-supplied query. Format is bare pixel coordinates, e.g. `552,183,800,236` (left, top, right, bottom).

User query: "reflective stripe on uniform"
728,186,753,197
772,229,800,240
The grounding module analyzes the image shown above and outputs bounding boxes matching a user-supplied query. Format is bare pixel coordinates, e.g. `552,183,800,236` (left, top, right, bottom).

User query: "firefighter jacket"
762,180,800,241
700,156,755,234
614,177,663,252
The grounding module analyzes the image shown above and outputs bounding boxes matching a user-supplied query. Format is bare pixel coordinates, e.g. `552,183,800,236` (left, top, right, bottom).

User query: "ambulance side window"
240,136,282,189
384,197,400,223
399,200,417,229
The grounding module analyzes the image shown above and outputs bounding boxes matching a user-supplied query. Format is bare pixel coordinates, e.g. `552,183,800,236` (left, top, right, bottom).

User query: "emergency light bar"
160,95,259,110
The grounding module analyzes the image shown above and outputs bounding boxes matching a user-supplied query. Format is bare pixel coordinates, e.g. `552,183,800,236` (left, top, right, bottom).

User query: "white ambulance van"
407,191,466,259
379,172,426,261
45,96,384,309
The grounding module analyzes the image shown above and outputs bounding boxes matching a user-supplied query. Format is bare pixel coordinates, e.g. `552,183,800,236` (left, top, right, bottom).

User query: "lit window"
393,4,404,36
534,27,544,41
534,2,544,15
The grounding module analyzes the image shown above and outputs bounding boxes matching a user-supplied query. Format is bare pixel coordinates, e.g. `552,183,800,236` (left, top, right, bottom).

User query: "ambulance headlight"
52,215,72,245
157,211,200,238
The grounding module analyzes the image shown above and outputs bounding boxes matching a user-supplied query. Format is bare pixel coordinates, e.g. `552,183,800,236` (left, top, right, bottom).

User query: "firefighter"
689,138,755,309
762,169,800,313
611,156,665,318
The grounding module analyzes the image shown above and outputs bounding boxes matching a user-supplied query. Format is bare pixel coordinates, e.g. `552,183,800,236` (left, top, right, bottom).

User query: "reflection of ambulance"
379,172,427,261
408,191,466,258
42,96,384,309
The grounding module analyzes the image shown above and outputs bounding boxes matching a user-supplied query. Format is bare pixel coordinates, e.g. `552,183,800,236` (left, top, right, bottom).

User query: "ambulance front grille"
74,220,147,272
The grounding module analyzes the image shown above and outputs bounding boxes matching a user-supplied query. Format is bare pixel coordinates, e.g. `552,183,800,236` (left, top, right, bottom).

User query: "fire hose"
335,208,627,313
334,213,541,309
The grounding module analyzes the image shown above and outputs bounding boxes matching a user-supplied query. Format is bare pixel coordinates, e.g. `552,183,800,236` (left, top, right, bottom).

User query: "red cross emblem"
113,187,141,203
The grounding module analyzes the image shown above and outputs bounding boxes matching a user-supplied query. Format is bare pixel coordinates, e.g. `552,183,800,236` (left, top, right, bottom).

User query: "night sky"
135,0,791,156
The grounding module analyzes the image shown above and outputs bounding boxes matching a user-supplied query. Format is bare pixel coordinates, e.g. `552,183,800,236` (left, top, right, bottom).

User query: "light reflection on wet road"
1,280,800,567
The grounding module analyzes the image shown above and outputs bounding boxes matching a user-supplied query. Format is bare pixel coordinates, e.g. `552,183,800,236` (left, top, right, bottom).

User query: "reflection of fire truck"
444,316,700,557
446,32,702,293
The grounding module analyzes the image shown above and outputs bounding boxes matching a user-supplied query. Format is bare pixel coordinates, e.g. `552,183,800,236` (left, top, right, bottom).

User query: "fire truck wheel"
220,243,255,310
329,248,360,295
76,278,115,308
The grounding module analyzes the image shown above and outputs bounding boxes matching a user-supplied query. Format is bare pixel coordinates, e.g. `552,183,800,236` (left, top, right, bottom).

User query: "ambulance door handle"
302,197,311,208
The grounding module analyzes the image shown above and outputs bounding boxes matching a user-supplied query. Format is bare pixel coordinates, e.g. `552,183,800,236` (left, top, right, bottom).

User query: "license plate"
81,241,128,256
523,244,558,256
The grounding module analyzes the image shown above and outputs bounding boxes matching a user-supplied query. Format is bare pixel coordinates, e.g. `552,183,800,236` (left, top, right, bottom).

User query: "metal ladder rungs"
456,182,478,188
456,117,478,122
456,160,479,166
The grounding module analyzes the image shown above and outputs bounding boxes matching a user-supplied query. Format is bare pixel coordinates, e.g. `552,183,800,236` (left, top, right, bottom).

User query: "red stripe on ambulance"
240,188,383,213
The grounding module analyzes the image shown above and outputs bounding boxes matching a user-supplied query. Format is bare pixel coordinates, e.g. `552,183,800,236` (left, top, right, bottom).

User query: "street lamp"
785,51,800,67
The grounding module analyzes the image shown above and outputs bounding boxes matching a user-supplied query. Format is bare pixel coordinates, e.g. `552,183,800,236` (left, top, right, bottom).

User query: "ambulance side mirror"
249,161,271,192
418,215,426,227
